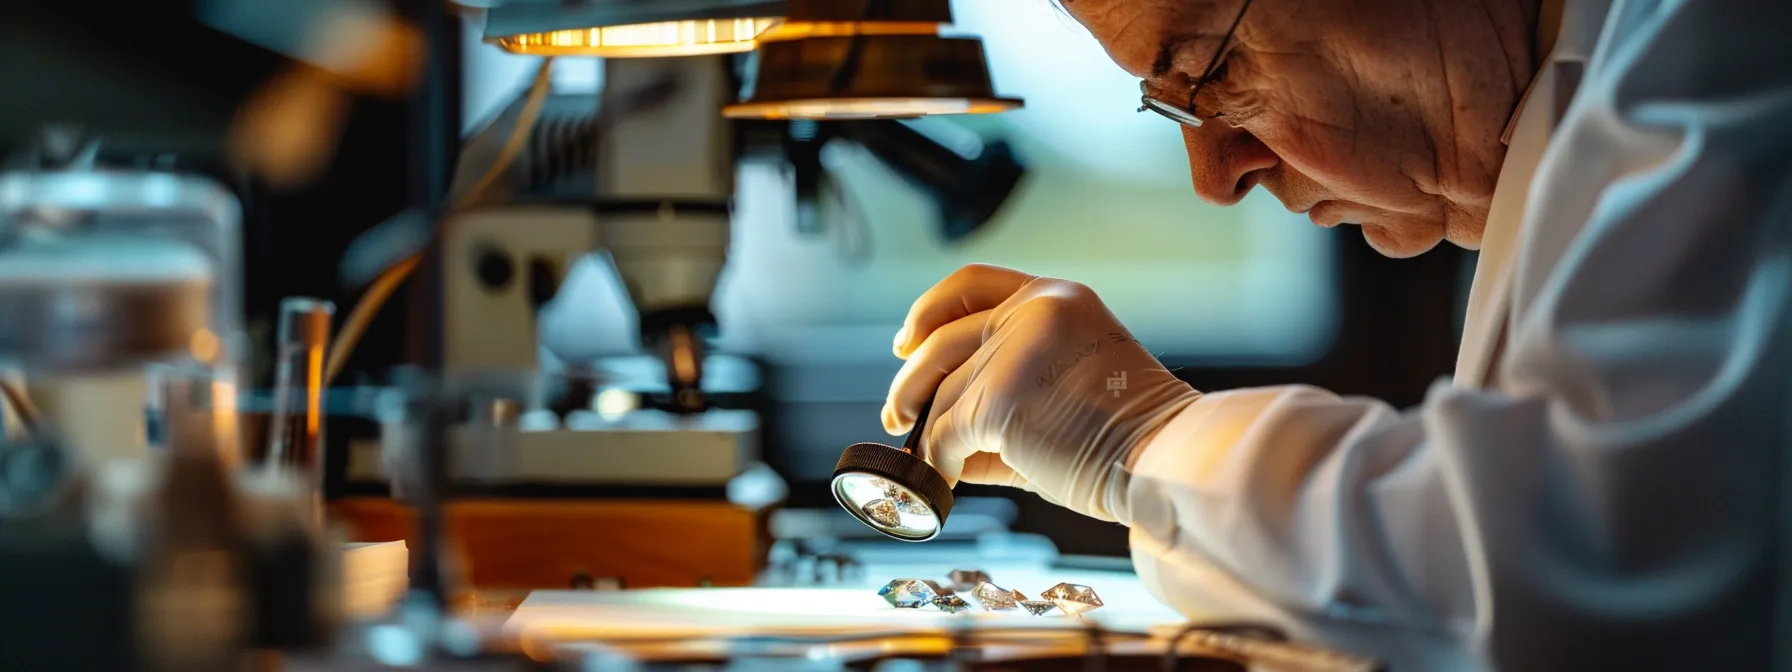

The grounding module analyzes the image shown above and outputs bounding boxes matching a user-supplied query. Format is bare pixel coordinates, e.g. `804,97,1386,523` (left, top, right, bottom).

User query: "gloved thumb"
955,452,1071,513
960,452,1030,489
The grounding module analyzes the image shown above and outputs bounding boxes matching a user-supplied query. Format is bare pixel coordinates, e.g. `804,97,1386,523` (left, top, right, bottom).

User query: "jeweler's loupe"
832,398,954,542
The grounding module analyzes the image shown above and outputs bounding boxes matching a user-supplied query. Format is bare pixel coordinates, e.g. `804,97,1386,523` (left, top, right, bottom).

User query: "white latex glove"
882,264,1201,522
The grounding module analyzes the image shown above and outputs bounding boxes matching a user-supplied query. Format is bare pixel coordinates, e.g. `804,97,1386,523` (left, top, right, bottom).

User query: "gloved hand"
882,264,1201,523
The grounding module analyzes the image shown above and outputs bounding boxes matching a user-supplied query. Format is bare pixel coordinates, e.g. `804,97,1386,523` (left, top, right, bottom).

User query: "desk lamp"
482,0,786,57
725,0,1022,120
478,0,1020,118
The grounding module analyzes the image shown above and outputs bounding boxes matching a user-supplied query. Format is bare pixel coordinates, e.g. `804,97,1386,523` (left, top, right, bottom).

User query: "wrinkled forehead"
1056,0,1235,79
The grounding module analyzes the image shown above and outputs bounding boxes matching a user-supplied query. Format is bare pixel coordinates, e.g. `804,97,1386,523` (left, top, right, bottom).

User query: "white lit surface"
506,564,1187,643
509,559,1436,668
833,472,940,541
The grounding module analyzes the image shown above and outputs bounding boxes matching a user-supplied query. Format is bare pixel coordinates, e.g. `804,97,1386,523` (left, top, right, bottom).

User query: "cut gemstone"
932,594,971,613
948,569,991,592
1040,583,1103,615
1019,600,1060,616
886,483,932,515
861,498,901,528
970,581,1023,611
879,579,947,608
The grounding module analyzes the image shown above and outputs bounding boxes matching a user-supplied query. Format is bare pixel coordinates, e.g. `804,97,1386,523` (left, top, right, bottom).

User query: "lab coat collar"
1453,0,1609,388
1501,0,1567,146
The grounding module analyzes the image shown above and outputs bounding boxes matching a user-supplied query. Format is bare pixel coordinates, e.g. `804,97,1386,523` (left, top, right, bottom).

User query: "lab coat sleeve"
1122,0,1792,667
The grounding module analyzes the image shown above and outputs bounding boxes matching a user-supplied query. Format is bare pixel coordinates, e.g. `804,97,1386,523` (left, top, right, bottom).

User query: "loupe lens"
832,440,953,542
832,471,940,541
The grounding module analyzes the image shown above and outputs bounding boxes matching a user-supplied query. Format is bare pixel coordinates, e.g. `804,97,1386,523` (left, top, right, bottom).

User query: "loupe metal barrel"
831,442,953,542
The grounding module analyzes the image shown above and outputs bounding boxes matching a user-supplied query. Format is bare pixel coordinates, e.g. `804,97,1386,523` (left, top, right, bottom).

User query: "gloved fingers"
894,264,1034,359
883,310,990,435
926,353,977,434
959,452,1030,489
1029,486,1071,510
957,453,1060,510
918,364,977,484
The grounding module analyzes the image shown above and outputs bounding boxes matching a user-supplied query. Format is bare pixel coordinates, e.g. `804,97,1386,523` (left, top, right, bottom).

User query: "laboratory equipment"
265,296,334,521
724,0,1021,120
0,132,341,670
330,0,1023,591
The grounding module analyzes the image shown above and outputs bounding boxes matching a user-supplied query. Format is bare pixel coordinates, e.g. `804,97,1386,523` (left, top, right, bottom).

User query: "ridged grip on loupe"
831,443,956,541
831,397,954,541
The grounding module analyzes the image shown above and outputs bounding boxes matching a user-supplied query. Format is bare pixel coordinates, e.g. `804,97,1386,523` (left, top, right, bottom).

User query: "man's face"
1062,0,1536,257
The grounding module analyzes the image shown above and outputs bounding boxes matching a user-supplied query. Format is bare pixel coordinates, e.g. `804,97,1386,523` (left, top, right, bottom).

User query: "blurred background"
0,0,1469,559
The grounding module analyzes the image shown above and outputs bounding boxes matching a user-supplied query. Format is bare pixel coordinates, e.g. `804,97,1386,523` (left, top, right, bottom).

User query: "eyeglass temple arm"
1188,0,1255,107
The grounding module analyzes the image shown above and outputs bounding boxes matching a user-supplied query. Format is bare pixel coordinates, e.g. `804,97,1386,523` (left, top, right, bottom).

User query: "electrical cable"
322,56,557,385
825,0,882,94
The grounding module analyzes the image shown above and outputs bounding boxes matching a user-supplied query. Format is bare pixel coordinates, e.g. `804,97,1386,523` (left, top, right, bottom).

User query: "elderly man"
880,0,1792,668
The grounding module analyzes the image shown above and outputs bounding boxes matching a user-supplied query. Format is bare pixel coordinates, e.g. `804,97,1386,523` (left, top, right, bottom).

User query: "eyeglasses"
1137,0,1254,128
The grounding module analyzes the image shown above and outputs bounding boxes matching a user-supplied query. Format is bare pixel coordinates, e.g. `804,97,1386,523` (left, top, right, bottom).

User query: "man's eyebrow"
1150,36,1201,78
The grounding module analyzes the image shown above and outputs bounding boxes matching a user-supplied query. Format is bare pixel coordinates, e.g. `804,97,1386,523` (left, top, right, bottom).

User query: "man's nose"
1181,124,1278,206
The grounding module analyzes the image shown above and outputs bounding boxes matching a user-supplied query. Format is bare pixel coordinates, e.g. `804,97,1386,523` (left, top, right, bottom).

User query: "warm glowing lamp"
723,0,1023,119
482,0,786,58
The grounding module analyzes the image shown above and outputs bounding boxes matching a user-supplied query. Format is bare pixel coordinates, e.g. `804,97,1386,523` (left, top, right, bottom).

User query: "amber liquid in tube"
265,298,334,519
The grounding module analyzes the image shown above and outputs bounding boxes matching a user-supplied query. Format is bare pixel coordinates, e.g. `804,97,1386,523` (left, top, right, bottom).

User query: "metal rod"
901,395,935,455
402,0,462,372
404,374,452,610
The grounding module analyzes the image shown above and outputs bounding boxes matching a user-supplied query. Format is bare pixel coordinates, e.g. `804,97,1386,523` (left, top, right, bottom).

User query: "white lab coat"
1119,0,1792,669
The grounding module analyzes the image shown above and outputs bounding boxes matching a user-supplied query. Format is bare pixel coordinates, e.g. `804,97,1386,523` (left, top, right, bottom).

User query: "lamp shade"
724,34,1021,119
723,0,1019,120
783,0,952,22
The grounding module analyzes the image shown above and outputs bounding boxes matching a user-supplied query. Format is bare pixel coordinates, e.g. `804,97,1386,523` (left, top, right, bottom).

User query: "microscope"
333,16,763,592
333,0,1025,592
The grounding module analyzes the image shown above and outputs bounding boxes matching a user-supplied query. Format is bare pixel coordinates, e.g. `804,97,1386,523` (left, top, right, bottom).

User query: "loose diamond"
948,569,991,592
1020,600,1060,616
932,595,971,613
970,581,1024,611
1040,583,1103,615
879,579,947,608
861,498,901,527
885,482,932,515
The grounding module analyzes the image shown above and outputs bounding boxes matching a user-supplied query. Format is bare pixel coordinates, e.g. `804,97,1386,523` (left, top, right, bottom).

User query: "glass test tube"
266,297,334,474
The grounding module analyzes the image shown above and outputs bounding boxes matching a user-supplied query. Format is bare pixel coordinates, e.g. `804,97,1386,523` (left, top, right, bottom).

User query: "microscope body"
337,55,766,591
